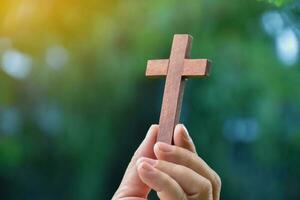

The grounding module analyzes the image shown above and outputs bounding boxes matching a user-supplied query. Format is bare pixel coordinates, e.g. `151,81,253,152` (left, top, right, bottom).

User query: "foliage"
0,0,300,200
263,0,293,6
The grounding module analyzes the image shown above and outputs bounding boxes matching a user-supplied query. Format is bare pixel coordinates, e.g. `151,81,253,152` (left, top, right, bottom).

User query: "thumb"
113,125,158,199
132,125,159,161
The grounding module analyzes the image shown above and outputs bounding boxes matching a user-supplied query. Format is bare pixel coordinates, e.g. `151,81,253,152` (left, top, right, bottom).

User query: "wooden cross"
146,34,211,144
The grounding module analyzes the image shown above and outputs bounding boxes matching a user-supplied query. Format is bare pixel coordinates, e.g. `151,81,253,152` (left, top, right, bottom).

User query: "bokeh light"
0,0,300,200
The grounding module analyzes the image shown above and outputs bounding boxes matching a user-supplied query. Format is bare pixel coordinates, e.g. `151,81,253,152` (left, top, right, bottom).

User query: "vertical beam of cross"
157,35,191,144
146,34,211,144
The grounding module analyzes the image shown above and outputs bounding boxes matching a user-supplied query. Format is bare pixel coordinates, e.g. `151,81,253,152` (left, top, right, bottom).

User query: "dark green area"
0,0,300,199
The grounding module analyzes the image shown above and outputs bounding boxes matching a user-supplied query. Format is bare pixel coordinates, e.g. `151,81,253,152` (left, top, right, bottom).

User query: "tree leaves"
263,0,293,6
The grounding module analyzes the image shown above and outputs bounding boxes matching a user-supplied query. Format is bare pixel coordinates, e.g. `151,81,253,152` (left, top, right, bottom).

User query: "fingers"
113,125,159,199
137,162,186,200
115,124,221,200
138,157,213,199
173,124,197,153
154,142,221,200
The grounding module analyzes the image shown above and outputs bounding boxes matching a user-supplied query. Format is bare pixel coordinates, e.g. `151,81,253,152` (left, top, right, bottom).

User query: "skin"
112,124,221,200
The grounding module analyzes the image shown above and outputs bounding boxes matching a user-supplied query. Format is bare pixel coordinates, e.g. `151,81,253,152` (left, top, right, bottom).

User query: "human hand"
112,124,221,200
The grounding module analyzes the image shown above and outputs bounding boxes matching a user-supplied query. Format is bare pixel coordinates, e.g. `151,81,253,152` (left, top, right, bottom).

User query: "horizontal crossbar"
146,59,210,77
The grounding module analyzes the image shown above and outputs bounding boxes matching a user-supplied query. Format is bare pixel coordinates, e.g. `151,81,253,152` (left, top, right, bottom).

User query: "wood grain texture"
157,34,192,144
145,34,210,144
146,59,211,77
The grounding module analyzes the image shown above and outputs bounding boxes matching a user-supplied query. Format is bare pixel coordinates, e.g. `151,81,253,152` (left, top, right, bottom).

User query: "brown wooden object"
146,34,211,144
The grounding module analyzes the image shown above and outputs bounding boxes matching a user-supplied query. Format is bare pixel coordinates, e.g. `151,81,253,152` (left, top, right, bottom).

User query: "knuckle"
185,155,197,171
201,178,213,195
211,171,222,189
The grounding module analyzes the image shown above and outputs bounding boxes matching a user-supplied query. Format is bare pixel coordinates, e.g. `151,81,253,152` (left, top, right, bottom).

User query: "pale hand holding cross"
113,35,220,200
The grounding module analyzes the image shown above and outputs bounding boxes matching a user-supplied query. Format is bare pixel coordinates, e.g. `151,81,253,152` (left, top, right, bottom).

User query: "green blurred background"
1,0,300,199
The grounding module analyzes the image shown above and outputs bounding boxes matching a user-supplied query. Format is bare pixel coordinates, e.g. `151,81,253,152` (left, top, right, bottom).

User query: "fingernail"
145,124,157,139
139,162,156,176
136,157,157,166
182,125,189,135
181,125,191,141
156,142,174,152
175,124,190,141
143,158,157,166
